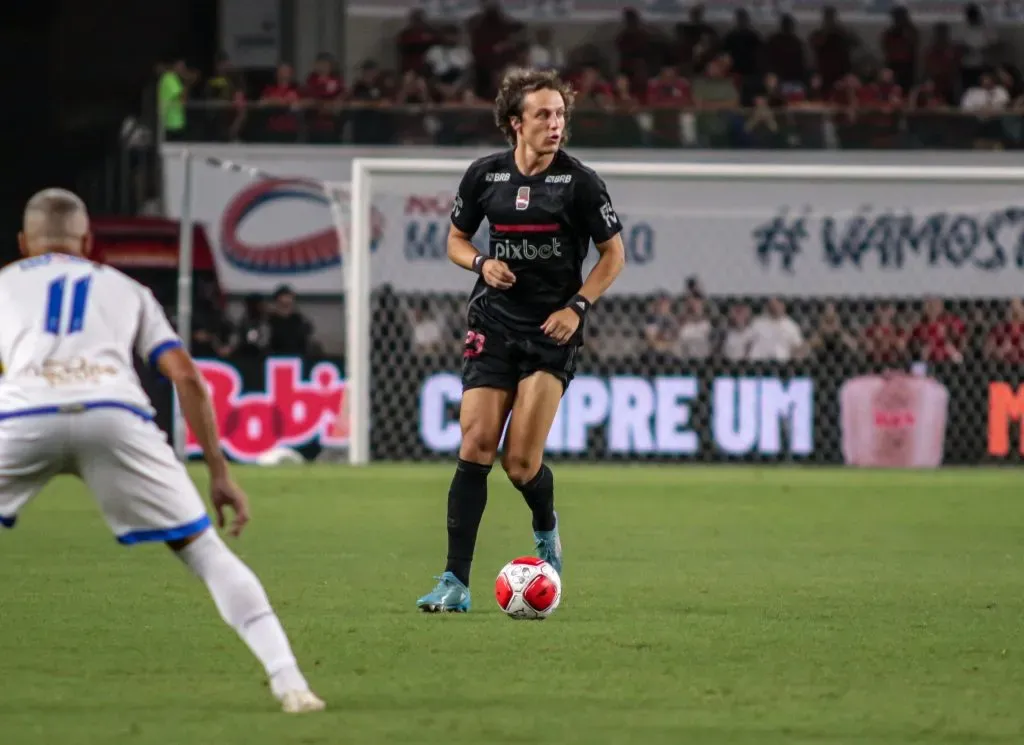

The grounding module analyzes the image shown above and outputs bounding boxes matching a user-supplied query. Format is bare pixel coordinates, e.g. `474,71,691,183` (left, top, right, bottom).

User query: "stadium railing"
171,101,1024,150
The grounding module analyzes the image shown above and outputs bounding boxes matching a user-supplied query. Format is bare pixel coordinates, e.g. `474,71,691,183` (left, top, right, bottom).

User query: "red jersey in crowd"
305,72,344,100
261,82,300,104
987,320,1024,363
646,75,693,107
863,322,906,365
911,314,965,362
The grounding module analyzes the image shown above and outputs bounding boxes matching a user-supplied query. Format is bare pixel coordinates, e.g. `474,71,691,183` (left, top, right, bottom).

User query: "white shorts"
0,404,210,544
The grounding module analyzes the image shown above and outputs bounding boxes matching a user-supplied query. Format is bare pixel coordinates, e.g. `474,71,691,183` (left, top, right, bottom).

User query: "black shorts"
461,312,579,393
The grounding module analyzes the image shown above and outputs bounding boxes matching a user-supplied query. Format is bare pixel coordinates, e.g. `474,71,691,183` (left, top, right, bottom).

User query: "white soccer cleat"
280,690,326,714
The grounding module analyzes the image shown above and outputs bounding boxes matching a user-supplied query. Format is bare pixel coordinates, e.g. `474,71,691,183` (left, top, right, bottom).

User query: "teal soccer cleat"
416,571,471,613
534,512,563,575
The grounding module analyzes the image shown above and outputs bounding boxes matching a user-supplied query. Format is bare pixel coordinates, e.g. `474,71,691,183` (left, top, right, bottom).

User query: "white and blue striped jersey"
0,254,181,415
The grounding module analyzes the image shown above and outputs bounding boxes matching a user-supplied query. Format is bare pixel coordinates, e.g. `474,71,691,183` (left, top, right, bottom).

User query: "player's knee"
502,452,541,486
459,426,500,465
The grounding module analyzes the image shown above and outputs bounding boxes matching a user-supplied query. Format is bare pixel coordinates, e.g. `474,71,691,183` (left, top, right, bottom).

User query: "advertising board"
163,147,1024,299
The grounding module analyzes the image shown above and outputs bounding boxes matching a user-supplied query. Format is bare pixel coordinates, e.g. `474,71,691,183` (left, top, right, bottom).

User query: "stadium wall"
143,353,1024,467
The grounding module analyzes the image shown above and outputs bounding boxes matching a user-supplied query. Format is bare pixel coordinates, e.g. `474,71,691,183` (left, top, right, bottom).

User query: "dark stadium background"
1,0,218,266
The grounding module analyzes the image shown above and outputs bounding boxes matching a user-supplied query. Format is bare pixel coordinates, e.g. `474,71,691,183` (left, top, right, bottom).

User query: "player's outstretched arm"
157,347,251,537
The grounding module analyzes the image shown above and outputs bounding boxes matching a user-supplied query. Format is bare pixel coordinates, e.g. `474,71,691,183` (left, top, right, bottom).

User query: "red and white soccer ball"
494,557,562,619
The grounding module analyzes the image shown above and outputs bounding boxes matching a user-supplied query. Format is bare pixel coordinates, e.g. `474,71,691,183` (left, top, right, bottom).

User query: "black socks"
515,464,556,533
443,460,557,587
444,459,491,587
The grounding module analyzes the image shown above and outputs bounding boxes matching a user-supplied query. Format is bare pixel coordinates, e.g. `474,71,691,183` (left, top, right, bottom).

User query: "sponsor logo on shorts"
494,238,563,261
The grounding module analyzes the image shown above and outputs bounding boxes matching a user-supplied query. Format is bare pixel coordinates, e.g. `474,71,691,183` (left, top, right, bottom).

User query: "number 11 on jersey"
45,275,92,335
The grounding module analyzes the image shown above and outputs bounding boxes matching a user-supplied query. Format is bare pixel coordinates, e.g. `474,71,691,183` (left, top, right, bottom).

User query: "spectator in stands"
395,69,431,105
786,73,829,113
159,58,193,140
721,303,755,361
229,293,270,359
467,1,525,98
613,73,640,112
678,295,712,360
259,62,303,137
744,94,784,148
985,299,1024,363
748,298,806,361
906,75,949,145
203,53,246,141
267,285,315,356
305,53,344,103
881,6,919,92
720,9,762,80
349,60,390,144
643,293,679,357
680,4,716,52
204,53,244,102
647,65,693,108
616,7,653,79
924,23,961,104
527,27,564,73
191,280,233,358
575,65,614,109
909,77,948,110
691,31,722,77
960,3,999,90
809,302,857,362
765,14,808,85
409,301,447,357
860,68,905,146
961,70,1010,149
693,54,739,146
350,60,385,104
861,303,907,366
766,73,793,107
396,9,438,74
261,63,301,105
425,25,472,100
910,296,965,364
810,6,857,91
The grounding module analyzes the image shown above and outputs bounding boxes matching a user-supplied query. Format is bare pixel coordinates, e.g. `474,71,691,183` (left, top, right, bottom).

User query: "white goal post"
346,157,1024,465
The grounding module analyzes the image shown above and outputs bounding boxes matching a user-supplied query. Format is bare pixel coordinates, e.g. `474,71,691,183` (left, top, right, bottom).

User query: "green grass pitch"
2,465,1023,745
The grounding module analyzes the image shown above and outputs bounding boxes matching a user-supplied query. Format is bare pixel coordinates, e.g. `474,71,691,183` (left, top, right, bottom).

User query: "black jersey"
450,149,623,334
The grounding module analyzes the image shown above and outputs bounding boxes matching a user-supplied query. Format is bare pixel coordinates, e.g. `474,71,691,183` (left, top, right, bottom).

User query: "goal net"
350,159,1024,468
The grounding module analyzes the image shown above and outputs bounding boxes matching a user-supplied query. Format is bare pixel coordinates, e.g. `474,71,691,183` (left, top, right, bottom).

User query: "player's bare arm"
447,223,516,289
158,346,250,537
541,234,625,344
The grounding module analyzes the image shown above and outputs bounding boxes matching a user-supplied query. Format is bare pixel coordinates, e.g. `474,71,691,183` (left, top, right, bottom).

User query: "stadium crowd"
181,278,1024,371
160,2,1023,149
188,281,321,359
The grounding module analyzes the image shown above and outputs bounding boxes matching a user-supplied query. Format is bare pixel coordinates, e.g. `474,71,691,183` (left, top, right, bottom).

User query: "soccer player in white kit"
0,188,325,714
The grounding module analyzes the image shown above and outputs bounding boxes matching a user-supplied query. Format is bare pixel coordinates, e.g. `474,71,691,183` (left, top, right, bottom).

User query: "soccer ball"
494,557,562,619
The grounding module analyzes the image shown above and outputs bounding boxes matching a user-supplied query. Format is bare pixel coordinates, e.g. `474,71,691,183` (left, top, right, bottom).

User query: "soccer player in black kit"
417,68,626,612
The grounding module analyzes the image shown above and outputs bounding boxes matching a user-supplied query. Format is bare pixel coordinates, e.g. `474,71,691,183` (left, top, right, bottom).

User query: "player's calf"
442,458,492,588
502,456,555,532
503,458,562,575
173,529,323,712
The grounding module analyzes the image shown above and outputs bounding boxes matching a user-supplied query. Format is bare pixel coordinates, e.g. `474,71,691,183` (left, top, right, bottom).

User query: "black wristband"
566,294,591,319
471,254,489,274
